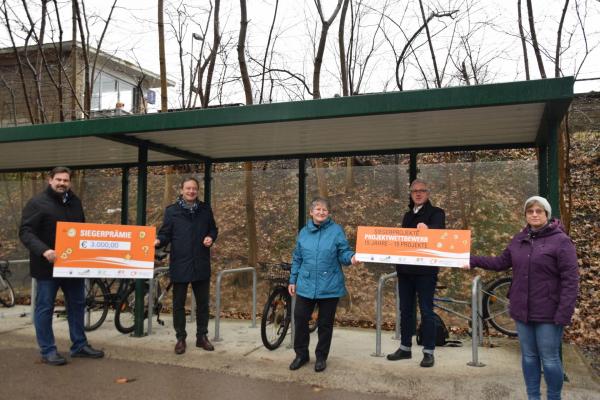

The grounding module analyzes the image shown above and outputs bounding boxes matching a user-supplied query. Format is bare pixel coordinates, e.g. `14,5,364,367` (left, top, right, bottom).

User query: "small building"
0,42,169,126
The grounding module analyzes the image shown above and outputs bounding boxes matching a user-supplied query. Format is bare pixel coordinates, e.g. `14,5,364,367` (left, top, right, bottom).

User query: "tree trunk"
418,0,441,88
526,0,547,78
158,0,168,112
555,0,570,78
517,0,530,80
238,0,258,277
71,0,78,120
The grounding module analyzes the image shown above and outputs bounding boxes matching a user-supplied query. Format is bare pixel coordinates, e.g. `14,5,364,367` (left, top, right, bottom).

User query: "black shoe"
314,359,327,372
41,352,67,366
196,335,215,351
420,353,434,367
386,348,412,361
289,356,309,371
71,344,104,359
175,339,186,355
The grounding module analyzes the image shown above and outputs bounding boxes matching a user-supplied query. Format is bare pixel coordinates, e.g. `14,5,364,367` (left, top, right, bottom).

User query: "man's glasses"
410,189,428,194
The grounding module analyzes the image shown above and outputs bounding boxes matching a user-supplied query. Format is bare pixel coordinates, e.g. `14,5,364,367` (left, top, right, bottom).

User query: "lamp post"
189,33,204,106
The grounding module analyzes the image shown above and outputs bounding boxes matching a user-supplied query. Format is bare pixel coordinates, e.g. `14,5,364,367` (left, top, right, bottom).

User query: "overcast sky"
1,0,599,110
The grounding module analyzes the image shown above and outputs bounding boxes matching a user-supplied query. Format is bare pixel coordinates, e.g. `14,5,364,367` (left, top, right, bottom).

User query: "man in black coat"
19,167,104,366
387,179,445,368
155,177,218,355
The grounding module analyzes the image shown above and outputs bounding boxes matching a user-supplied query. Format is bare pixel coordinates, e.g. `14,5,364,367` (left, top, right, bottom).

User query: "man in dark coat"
19,167,104,366
387,178,445,367
155,177,218,355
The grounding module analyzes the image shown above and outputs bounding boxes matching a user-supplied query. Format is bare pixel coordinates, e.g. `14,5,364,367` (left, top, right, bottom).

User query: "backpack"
416,312,462,347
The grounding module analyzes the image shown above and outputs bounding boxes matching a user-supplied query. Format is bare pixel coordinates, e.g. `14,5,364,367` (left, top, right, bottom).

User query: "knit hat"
523,196,552,219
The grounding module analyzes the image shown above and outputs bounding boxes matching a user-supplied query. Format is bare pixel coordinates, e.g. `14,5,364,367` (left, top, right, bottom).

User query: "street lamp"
190,32,204,105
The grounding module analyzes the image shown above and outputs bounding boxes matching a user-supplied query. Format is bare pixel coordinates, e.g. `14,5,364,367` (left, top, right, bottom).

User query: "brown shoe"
174,339,186,355
196,335,214,351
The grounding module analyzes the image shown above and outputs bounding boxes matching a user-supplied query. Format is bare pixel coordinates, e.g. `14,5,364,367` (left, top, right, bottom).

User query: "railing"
212,267,257,342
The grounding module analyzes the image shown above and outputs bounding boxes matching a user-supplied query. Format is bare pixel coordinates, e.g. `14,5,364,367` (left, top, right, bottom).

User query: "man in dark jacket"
155,177,218,355
387,179,445,367
19,167,104,366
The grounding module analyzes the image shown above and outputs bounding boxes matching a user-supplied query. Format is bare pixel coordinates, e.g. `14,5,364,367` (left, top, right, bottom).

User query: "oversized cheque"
355,226,471,268
53,222,156,278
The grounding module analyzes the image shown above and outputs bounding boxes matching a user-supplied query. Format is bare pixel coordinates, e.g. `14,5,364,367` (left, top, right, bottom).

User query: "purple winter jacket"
470,219,579,326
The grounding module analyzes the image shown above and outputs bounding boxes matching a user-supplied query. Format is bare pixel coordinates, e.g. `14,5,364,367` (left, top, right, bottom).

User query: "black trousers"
293,295,339,361
397,273,437,352
172,280,210,340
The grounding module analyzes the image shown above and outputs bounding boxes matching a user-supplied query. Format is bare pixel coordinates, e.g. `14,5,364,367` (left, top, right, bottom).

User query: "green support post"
547,124,560,219
204,160,212,205
298,158,306,231
409,152,418,184
538,145,548,198
134,144,148,337
121,167,129,225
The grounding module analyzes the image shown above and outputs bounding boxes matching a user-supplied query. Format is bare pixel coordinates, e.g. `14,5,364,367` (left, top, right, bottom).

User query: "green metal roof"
0,77,574,171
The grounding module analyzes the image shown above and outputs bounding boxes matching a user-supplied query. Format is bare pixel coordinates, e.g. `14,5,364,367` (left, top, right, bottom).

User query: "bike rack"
213,267,257,342
468,275,485,367
147,266,169,335
372,271,397,357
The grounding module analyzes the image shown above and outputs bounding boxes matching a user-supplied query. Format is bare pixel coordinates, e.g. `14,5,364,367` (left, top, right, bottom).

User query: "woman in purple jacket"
470,196,578,400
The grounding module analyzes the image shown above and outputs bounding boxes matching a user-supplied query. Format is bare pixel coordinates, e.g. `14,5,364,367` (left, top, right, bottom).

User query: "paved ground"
1,305,598,400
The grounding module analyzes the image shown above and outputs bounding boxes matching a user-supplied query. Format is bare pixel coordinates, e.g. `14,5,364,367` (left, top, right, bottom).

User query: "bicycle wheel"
0,276,15,307
84,279,109,331
114,286,148,334
261,286,291,350
482,277,517,337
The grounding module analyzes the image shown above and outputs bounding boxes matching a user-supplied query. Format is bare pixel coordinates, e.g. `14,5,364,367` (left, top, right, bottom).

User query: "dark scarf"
176,196,199,215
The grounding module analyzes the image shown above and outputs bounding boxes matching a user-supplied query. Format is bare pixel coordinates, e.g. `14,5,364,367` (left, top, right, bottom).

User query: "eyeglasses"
526,208,546,215
410,189,428,194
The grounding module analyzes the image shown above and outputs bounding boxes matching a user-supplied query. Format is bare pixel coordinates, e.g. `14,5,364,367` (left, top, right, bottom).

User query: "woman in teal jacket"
288,197,357,373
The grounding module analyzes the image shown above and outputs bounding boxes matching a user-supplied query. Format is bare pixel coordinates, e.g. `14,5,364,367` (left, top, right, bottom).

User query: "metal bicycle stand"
372,271,397,357
213,267,257,342
467,275,485,367
147,266,169,335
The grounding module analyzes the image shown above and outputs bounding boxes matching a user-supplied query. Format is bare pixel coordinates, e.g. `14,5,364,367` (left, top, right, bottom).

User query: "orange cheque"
355,226,471,268
53,222,156,279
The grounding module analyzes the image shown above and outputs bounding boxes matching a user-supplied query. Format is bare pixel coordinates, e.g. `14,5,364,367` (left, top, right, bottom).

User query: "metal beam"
0,78,574,144
134,143,148,337
105,134,209,162
204,160,212,205
298,158,306,231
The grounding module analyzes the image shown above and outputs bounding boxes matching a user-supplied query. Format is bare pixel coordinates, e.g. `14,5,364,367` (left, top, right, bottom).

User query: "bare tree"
525,0,546,78
517,0,530,80
238,0,258,270
158,0,168,111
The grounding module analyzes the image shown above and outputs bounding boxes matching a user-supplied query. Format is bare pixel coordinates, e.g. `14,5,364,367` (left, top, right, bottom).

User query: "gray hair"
409,178,429,191
524,196,552,219
309,197,330,211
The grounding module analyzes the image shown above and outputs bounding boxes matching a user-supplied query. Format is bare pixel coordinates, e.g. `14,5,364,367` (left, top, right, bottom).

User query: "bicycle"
84,278,134,331
0,260,16,307
433,275,516,337
114,251,172,334
260,262,317,350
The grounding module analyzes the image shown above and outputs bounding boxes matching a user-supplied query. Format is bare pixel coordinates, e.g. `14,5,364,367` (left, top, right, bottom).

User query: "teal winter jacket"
290,218,355,299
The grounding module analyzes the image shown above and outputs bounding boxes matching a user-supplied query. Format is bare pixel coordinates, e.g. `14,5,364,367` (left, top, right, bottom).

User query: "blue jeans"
516,321,564,400
35,278,88,357
397,273,437,353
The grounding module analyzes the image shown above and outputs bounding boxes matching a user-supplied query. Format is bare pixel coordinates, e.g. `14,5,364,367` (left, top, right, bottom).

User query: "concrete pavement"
1,305,598,400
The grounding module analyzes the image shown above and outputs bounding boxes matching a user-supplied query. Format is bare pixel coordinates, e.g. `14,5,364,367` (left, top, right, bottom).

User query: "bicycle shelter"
0,77,574,335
